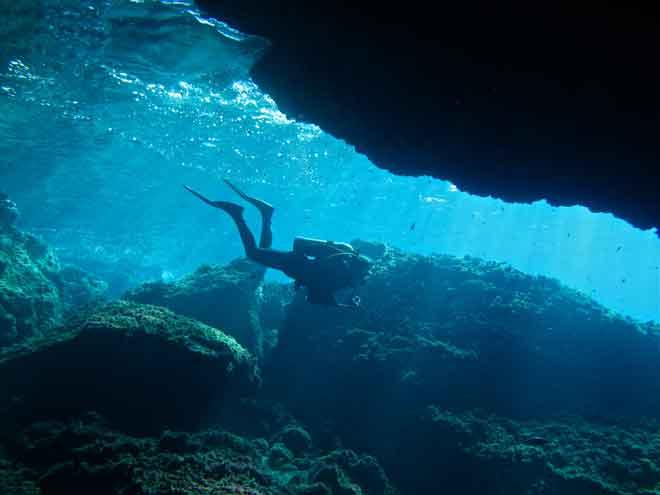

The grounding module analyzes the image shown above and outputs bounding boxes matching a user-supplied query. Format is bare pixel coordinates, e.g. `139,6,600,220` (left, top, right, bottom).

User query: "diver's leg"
185,185,293,271
223,179,274,248
226,215,293,272
257,210,273,249
260,217,273,249
185,185,256,254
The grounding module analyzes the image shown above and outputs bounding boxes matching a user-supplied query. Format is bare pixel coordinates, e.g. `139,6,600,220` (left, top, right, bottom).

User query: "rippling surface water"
1,0,658,321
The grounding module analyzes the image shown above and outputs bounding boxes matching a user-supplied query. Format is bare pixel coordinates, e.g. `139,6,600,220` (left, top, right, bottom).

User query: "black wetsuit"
227,210,358,304
185,184,366,306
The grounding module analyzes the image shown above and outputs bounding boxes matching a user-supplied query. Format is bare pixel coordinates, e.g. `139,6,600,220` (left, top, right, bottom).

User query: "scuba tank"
293,236,356,258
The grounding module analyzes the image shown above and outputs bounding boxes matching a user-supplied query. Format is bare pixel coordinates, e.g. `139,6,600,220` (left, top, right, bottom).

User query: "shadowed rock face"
264,240,660,493
124,259,265,354
0,301,261,435
124,259,291,357
269,240,660,421
409,409,660,495
195,2,660,233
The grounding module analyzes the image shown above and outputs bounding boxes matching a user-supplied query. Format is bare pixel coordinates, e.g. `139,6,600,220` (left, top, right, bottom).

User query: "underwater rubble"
0,412,396,495
0,196,107,345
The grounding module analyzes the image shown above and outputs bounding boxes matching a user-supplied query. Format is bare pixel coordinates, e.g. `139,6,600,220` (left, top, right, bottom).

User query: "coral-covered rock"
0,414,396,495
266,240,660,494
0,228,64,344
125,259,278,356
417,408,660,495
0,301,260,434
55,264,108,310
273,424,313,456
0,459,37,495
0,220,107,346
270,241,660,418
310,450,393,495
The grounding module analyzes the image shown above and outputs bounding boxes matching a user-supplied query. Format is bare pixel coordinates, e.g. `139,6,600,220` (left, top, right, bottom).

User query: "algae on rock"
125,258,291,357
0,221,107,346
424,407,660,495
124,259,264,355
0,413,396,495
0,300,260,434
266,240,660,495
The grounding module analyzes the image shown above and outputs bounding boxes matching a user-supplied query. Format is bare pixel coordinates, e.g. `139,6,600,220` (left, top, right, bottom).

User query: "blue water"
1,0,658,322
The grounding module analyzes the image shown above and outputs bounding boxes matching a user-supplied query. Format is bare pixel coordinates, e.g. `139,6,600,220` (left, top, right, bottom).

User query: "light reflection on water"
0,0,658,322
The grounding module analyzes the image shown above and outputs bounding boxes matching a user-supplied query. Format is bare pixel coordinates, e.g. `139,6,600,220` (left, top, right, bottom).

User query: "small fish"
616,246,623,252
410,222,416,231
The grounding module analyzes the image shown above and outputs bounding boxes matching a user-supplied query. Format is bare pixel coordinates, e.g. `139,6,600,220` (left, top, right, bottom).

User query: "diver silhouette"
184,180,372,308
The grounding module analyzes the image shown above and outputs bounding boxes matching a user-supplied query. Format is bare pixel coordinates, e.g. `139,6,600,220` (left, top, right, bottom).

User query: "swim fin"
223,179,274,218
184,185,244,217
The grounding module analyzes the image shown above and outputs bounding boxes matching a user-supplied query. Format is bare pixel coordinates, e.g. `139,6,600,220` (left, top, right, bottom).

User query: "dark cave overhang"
196,1,660,233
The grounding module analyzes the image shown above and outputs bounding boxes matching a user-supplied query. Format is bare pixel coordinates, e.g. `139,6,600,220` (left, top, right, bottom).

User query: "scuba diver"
184,180,372,308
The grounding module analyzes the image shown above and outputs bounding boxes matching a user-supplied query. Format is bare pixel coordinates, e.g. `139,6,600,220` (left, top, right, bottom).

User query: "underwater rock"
266,240,660,493
0,220,108,346
417,407,660,495
259,281,295,354
268,442,295,468
0,229,64,344
124,258,281,357
0,413,396,495
54,264,108,310
0,227,65,345
272,424,313,456
310,450,393,495
197,2,660,234
271,240,660,419
0,301,260,435
0,459,37,495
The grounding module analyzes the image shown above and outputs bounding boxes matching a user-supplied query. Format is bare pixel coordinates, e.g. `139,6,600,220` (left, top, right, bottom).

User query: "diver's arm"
313,291,359,309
